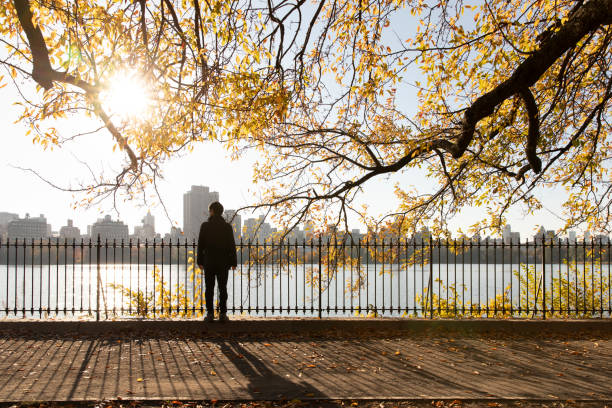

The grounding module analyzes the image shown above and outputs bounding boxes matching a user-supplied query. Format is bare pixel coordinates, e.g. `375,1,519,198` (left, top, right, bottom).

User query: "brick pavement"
0,320,610,402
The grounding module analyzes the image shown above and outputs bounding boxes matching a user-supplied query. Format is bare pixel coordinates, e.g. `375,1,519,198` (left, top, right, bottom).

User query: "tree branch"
519,87,542,174
13,0,53,89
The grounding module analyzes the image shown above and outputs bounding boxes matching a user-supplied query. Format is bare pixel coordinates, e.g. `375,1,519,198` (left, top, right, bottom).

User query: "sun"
100,71,152,121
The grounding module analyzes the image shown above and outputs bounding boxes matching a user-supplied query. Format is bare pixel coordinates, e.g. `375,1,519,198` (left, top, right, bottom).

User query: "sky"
0,77,572,240
0,4,582,240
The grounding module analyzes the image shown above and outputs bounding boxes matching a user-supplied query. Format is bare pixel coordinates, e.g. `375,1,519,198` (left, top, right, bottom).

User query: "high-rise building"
503,224,512,244
241,216,273,242
59,219,81,240
143,210,155,229
7,213,49,240
243,217,259,242
183,186,219,242
257,215,272,241
0,212,18,226
304,221,315,240
533,226,546,243
0,212,18,241
163,226,185,243
568,230,577,242
224,210,242,241
133,210,156,240
90,215,129,241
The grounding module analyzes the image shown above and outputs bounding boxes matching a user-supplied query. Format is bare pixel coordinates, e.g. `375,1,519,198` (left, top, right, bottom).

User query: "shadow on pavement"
216,339,321,399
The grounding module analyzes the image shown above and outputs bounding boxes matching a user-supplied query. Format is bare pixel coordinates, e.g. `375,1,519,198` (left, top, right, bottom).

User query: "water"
2,262,608,318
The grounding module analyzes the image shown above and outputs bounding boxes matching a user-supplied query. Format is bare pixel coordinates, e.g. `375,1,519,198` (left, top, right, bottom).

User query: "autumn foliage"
0,0,610,235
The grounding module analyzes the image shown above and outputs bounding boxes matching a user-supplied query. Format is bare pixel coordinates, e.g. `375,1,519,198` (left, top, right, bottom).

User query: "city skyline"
0,203,606,243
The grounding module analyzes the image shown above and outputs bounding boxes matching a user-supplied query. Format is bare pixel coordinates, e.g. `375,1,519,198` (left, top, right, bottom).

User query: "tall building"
143,210,155,229
0,212,18,226
243,217,259,242
224,210,242,241
241,216,273,242
164,226,185,243
7,213,49,240
257,215,273,241
183,185,219,242
286,226,306,243
90,215,129,241
133,210,156,240
304,221,315,240
568,230,577,242
0,212,18,241
533,226,546,243
59,219,81,240
503,224,512,244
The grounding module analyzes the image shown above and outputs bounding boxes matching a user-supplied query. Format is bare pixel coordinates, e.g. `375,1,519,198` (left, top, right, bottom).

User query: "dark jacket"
197,215,237,270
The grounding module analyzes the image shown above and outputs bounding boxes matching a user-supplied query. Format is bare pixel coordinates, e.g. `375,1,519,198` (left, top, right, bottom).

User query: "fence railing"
0,237,610,319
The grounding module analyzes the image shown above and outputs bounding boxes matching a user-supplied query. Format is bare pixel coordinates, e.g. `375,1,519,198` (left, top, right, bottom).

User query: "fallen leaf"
394,351,401,355
210,370,217,376
306,364,316,368
264,343,272,347
473,370,480,375
136,378,143,382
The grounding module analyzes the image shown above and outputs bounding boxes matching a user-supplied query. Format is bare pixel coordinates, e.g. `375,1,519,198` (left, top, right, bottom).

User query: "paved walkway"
0,320,610,402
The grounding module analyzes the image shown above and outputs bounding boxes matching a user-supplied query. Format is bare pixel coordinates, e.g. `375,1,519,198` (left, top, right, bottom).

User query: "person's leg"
204,267,216,316
216,268,229,315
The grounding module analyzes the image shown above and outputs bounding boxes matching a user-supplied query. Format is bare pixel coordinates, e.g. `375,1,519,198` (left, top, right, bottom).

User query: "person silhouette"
197,201,237,322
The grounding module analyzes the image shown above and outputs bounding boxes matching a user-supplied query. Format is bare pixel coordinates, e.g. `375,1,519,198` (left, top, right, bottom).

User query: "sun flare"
101,71,151,120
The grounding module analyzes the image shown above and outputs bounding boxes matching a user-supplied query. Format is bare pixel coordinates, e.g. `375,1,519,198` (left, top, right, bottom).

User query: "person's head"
208,201,224,217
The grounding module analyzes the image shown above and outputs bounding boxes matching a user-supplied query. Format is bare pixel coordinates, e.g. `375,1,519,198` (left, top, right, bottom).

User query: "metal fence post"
429,238,434,319
318,236,322,319
96,234,100,322
542,238,546,320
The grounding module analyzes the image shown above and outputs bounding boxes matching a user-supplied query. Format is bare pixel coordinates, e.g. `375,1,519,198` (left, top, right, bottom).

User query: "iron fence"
0,237,610,319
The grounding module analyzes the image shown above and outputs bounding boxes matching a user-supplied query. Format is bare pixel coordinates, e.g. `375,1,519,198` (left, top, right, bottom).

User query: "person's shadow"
216,339,321,400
